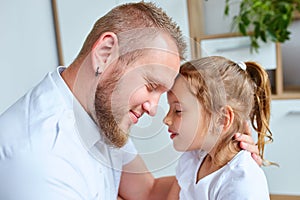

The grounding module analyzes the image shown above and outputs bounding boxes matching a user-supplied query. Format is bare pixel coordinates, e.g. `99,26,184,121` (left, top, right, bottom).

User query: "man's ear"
91,32,119,75
221,106,234,132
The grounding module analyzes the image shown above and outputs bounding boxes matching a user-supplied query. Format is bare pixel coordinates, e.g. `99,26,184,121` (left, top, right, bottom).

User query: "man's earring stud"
95,67,100,77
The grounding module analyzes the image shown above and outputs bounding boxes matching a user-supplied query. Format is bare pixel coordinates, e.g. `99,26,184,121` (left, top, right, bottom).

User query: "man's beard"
94,69,129,148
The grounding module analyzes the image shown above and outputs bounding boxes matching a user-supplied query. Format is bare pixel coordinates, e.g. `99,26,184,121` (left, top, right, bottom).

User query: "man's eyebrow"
146,75,160,83
147,76,172,89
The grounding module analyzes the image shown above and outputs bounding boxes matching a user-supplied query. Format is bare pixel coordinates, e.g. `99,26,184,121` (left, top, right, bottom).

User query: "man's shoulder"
0,73,67,159
0,92,32,157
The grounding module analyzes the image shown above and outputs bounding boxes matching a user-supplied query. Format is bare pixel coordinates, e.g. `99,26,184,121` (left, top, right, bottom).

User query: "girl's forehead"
168,77,196,104
171,76,189,92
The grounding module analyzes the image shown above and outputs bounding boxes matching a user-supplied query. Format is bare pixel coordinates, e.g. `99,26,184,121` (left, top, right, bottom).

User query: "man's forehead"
145,65,178,87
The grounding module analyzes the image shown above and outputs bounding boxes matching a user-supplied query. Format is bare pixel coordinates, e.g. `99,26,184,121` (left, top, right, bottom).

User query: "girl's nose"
163,114,172,126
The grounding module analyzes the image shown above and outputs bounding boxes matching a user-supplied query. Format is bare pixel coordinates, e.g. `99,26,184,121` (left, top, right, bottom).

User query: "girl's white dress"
176,150,270,200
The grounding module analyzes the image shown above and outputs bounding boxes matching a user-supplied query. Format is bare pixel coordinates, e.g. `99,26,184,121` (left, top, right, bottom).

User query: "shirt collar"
73,97,102,149
51,67,118,196
51,66,102,149
50,66,73,109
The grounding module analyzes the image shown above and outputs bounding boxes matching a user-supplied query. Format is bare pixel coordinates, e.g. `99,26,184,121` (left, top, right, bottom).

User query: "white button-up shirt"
0,67,137,200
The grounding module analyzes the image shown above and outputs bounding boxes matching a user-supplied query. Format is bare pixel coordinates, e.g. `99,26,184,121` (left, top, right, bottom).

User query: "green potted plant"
225,0,300,52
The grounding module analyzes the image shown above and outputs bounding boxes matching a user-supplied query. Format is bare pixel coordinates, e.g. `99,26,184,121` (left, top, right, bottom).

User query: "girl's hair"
179,56,273,166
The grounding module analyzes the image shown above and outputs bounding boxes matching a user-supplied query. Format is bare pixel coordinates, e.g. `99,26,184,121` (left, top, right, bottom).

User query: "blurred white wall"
0,0,58,113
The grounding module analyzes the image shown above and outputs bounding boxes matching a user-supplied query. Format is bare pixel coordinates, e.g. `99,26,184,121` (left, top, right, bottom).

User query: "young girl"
164,56,273,199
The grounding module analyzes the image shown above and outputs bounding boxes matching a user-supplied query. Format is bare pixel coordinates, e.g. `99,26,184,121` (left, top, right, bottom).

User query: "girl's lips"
168,129,179,139
170,133,178,139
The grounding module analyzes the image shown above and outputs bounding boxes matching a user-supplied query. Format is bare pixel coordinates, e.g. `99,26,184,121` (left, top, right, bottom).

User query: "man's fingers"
239,141,262,166
234,121,263,167
239,141,259,155
234,133,255,145
251,152,263,166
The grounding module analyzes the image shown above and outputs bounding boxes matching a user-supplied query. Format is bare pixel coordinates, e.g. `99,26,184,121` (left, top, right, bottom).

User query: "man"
0,2,260,200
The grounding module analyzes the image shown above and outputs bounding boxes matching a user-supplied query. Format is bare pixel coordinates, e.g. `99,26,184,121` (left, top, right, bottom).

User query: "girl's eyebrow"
167,93,181,105
171,101,182,106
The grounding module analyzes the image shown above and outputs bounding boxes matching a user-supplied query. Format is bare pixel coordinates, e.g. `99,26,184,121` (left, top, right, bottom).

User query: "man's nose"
142,94,160,116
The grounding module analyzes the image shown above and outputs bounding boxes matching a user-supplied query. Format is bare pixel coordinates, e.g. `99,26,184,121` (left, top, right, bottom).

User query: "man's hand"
234,121,263,166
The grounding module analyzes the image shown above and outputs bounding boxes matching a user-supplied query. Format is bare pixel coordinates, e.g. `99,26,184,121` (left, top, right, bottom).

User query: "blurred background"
1,1,299,199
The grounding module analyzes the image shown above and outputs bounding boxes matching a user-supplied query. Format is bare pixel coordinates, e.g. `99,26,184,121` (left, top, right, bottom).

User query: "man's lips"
129,110,141,124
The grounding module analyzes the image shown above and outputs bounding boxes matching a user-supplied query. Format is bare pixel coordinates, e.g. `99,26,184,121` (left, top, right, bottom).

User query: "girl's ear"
221,105,234,132
91,32,119,75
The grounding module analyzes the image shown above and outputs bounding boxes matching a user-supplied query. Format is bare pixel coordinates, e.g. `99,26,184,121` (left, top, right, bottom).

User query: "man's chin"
119,118,133,133
102,121,130,148
96,114,131,148
106,132,129,148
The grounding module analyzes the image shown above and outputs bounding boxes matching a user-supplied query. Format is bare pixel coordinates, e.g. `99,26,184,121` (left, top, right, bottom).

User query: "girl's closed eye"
175,109,182,113
174,105,182,114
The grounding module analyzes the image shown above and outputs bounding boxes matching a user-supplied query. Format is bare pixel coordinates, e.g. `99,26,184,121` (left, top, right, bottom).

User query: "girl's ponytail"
245,62,274,165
